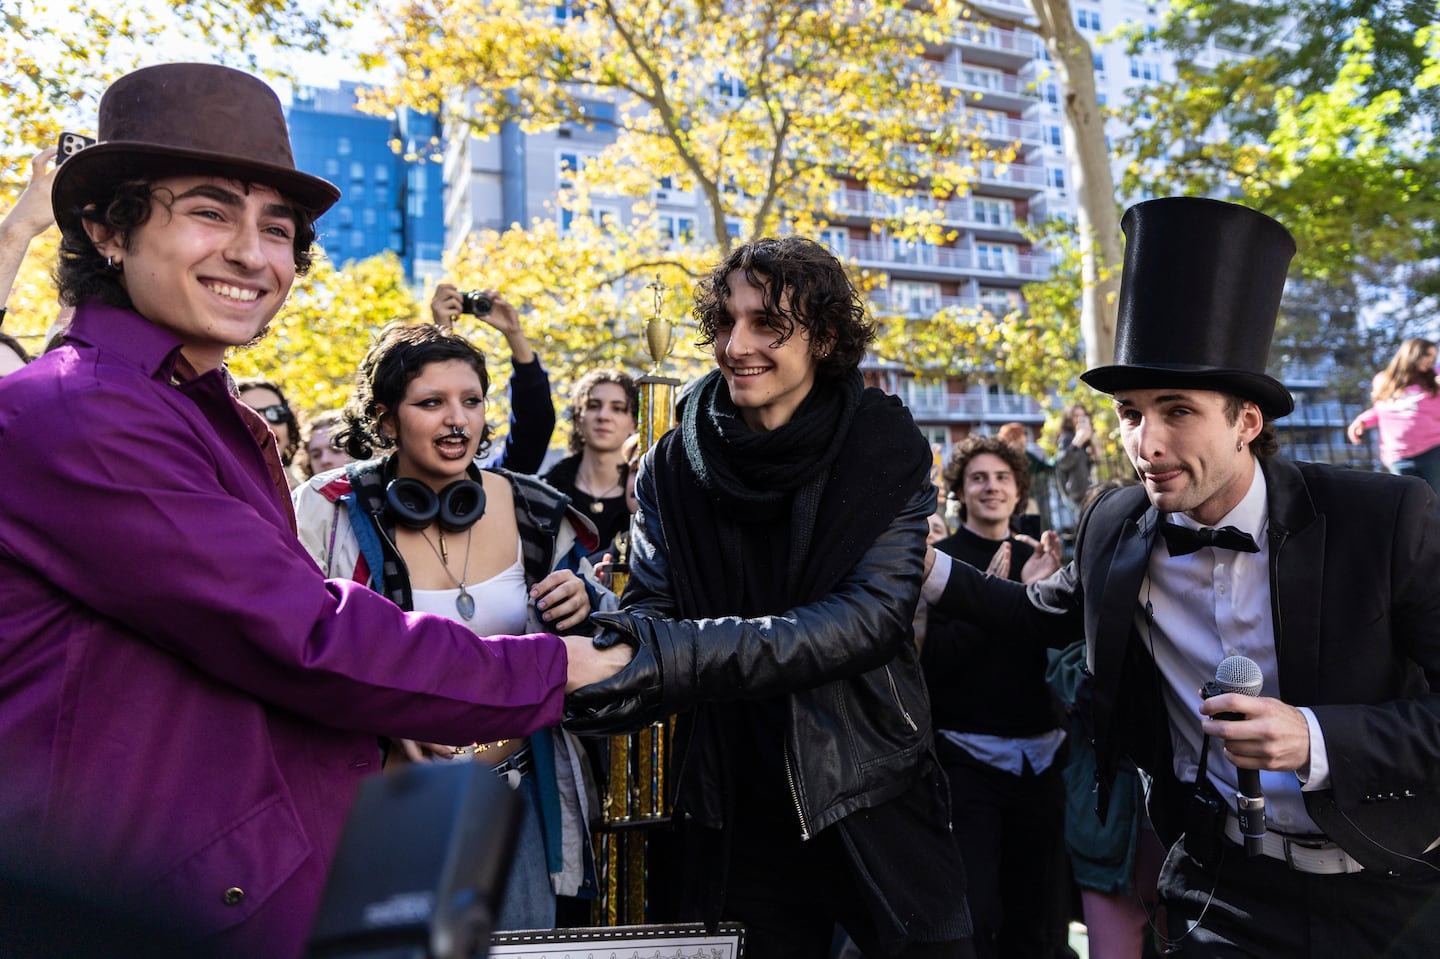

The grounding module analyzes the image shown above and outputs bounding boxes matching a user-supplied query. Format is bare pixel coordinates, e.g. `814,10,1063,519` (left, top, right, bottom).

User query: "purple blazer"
0,303,567,956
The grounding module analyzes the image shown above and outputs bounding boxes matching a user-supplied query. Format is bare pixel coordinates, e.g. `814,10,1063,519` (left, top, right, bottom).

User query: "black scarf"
656,367,930,618
680,368,860,520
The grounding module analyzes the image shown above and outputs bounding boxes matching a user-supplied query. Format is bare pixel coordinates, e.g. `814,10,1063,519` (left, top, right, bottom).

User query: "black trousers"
1158,837,1440,957
939,740,1068,959
724,823,976,959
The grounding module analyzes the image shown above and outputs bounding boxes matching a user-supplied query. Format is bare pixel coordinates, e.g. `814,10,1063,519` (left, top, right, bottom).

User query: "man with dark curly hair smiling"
567,236,976,958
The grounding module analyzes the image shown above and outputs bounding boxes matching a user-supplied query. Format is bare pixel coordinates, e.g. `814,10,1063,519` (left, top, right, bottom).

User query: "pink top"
1357,384,1440,464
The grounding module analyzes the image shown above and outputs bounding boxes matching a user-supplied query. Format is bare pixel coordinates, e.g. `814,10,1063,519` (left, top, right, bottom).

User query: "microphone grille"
1215,655,1263,697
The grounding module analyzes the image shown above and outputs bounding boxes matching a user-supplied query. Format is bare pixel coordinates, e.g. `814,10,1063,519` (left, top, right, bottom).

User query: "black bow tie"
1158,522,1259,557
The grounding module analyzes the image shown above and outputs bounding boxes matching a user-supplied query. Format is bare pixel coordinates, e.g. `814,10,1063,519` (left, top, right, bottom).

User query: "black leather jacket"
566,465,937,840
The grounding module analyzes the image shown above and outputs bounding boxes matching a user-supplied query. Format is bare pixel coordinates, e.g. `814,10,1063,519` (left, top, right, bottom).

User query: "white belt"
1223,815,1364,875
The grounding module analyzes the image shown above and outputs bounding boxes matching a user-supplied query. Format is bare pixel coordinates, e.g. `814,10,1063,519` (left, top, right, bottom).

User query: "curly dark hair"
693,236,874,376
567,368,639,455
335,323,494,461
54,178,319,311
944,434,1032,521
236,378,301,466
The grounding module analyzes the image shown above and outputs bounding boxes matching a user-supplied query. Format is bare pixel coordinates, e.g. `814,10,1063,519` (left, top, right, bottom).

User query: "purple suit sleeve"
0,376,566,746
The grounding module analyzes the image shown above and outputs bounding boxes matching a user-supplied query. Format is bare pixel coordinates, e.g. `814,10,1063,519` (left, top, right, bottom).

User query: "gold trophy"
604,276,677,599
593,275,683,925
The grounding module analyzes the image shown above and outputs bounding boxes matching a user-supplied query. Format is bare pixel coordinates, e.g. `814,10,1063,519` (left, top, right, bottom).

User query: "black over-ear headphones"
384,477,487,532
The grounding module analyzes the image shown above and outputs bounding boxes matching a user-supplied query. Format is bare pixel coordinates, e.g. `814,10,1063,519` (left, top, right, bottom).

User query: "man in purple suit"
0,62,628,958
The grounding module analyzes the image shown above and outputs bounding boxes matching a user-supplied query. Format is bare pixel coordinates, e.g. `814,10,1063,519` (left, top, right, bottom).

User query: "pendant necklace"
586,482,623,514
421,525,476,620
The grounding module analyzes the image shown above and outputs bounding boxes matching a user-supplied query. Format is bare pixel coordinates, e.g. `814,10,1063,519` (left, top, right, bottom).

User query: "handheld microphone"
1207,655,1265,857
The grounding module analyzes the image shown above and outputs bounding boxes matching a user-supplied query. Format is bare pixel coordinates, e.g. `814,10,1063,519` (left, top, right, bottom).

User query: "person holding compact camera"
431,281,555,474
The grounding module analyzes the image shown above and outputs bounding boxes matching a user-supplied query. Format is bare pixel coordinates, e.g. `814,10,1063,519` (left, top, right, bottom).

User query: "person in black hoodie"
567,236,974,959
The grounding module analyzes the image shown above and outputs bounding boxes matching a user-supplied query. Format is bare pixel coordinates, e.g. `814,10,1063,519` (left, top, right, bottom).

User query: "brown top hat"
52,62,340,235
1080,197,1296,419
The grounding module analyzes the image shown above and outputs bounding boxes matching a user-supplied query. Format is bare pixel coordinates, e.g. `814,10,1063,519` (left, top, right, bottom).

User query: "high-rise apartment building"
439,0,1055,454
435,0,1369,496
287,82,446,283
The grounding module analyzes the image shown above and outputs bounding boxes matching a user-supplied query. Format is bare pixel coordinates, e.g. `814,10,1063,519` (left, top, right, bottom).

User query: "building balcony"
975,158,1049,198
1279,360,1339,389
965,0,1039,23
965,110,1045,150
899,8,1037,67
951,23,1042,70
828,187,1030,239
941,64,1037,112
904,390,1046,420
849,237,1049,280
869,289,985,317
1282,399,1358,426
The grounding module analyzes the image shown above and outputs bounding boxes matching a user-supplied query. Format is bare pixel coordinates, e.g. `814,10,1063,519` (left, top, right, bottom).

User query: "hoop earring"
1237,440,1244,452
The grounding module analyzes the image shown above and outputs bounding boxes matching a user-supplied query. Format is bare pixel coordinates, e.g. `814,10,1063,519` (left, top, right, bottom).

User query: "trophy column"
592,277,681,925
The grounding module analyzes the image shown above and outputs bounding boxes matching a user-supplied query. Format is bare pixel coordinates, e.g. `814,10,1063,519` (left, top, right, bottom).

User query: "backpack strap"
495,467,591,582
343,457,414,611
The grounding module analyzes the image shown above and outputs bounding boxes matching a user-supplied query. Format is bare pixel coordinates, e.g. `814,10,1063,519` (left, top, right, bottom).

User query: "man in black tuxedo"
926,197,1440,956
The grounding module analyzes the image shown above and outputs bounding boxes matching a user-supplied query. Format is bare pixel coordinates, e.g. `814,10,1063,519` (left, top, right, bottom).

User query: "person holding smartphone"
0,145,59,332
0,62,629,958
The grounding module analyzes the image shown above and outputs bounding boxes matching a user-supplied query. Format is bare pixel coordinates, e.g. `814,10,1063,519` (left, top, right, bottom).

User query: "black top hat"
1080,197,1296,418
52,62,340,235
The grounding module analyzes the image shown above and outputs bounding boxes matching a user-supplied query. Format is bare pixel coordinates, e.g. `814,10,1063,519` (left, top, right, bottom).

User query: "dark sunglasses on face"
254,404,290,424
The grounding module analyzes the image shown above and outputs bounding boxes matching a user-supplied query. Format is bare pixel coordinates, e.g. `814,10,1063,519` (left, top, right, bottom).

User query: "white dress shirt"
1136,465,1331,835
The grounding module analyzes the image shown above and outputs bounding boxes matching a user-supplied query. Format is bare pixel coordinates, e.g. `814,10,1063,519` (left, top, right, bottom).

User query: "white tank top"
410,538,529,636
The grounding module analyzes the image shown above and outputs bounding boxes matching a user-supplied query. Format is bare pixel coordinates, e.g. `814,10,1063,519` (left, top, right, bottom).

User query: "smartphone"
56,131,97,165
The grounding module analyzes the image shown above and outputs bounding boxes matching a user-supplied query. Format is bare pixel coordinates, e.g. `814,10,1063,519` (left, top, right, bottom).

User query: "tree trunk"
994,0,1123,368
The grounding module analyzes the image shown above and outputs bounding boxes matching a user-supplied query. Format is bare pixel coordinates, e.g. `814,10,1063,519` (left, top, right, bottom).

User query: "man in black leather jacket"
568,236,974,959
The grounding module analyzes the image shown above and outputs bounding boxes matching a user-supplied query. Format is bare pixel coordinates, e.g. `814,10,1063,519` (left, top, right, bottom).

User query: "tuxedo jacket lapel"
1263,456,1325,705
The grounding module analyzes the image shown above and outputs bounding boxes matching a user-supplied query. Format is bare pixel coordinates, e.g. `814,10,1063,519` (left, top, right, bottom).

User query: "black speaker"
306,761,521,959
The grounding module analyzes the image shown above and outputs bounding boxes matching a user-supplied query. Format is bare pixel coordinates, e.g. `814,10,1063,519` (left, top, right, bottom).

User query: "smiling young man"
922,436,1065,959
925,197,1440,957
0,63,628,958
567,236,976,959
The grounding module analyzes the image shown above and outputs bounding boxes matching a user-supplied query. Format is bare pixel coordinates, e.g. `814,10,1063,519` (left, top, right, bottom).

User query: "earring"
1237,440,1244,452
106,255,118,270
